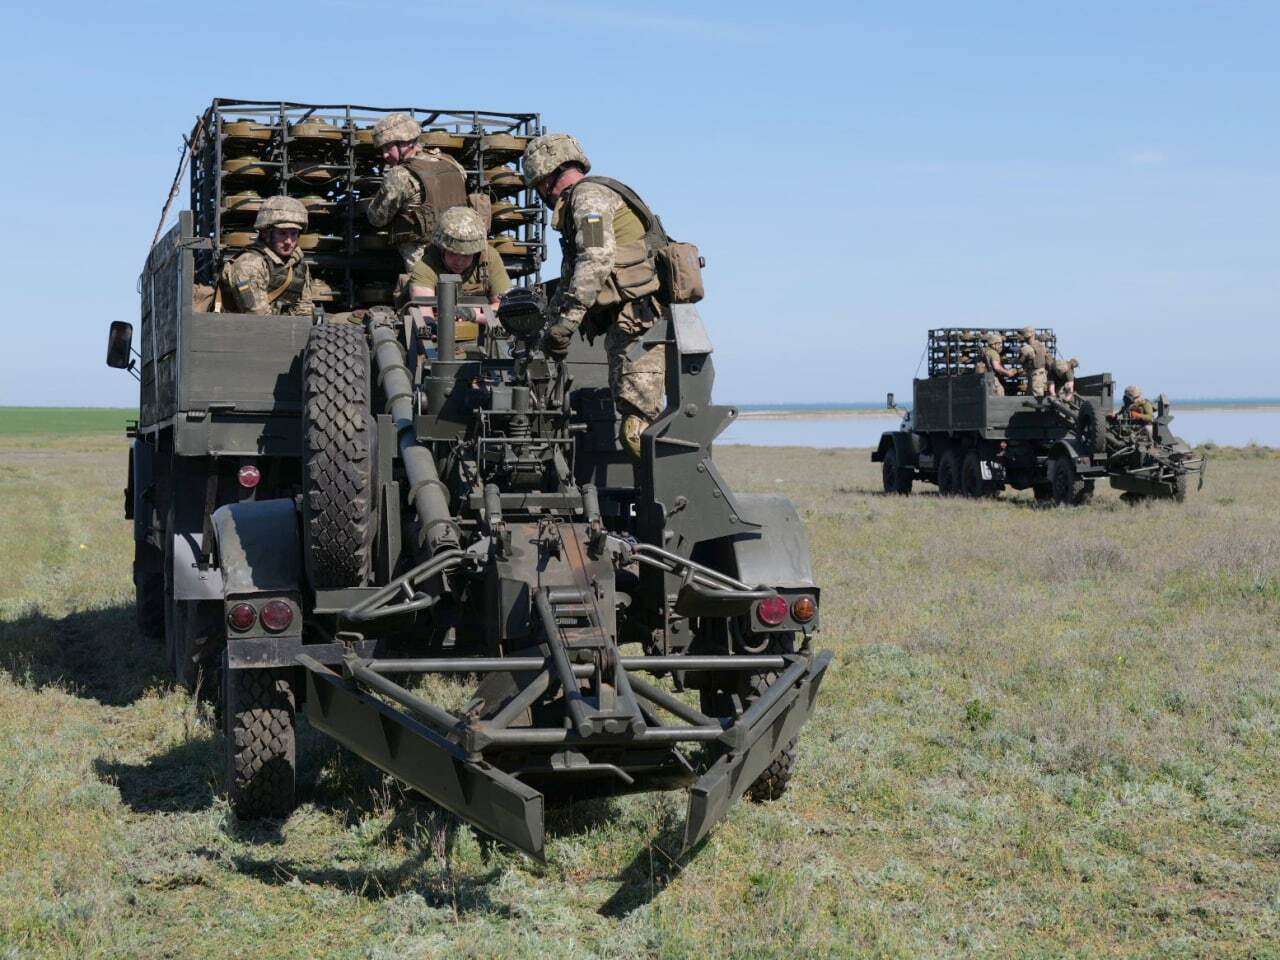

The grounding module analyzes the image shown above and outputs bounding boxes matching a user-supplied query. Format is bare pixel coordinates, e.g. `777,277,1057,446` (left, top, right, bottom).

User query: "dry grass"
1,433,1278,958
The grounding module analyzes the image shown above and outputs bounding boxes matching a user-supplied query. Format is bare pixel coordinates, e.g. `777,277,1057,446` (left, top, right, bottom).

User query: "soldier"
220,196,316,316
365,113,468,272
976,332,1019,396
1018,326,1049,397
410,206,511,320
522,133,668,460
1112,384,1155,423
1050,357,1079,400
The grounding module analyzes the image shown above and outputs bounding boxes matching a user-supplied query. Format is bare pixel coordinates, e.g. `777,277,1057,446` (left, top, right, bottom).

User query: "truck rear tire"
960,451,992,498
937,449,961,496
134,543,165,640
882,448,913,495
224,660,297,820
302,323,374,589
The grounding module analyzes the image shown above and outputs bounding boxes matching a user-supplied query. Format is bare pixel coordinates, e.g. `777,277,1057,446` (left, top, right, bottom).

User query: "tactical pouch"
656,241,705,304
595,239,661,309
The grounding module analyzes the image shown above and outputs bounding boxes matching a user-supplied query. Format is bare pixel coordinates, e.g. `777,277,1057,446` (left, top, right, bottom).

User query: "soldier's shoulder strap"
577,175,670,248
266,263,295,304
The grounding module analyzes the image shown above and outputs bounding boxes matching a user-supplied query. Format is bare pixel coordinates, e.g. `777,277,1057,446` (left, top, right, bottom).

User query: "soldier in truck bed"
523,132,668,460
365,113,470,272
976,332,1020,396
410,205,511,321
1050,357,1079,400
1018,326,1049,397
220,196,316,316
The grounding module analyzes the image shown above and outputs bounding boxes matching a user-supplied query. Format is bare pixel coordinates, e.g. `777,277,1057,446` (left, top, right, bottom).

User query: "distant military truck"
871,328,1202,505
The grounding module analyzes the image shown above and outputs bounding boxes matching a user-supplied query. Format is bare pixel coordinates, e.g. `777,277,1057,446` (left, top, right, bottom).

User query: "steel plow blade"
297,656,547,861
681,650,833,853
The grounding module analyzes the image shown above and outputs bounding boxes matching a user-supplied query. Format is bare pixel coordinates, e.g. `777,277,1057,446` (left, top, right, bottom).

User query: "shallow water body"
718,408,1280,448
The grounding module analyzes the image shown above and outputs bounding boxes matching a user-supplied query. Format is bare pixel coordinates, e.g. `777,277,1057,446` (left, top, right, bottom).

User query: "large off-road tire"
1049,454,1085,506
224,659,297,820
937,448,962,496
699,632,798,802
134,542,165,640
960,450,992,499
1173,473,1188,503
1076,400,1104,455
881,448,913,495
1033,484,1053,503
302,323,375,588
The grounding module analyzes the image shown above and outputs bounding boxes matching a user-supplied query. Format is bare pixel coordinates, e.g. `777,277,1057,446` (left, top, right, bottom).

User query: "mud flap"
682,650,832,852
297,656,547,861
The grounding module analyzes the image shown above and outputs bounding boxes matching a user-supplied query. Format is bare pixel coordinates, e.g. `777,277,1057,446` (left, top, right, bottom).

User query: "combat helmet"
1124,384,1143,401
522,133,590,186
254,196,308,231
985,332,1003,346
434,206,487,255
1020,326,1036,339
372,113,422,148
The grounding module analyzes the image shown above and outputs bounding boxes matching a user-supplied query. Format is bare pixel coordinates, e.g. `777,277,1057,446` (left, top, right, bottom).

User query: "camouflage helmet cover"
985,332,1003,346
434,205,487,255
254,195,308,231
1020,326,1037,338
522,132,590,186
1124,384,1143,400
372,113,422,148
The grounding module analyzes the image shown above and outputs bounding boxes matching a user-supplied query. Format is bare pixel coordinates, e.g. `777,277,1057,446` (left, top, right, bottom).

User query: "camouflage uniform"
223,243,316,316
366,152,469,271
979,345,1006,396
1051,358,1078,399
1018,327,1048,397
551,180,666,434
1120,386,1155,423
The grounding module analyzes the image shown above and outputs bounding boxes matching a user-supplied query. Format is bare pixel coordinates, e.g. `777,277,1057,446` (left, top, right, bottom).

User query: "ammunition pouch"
656,241,705,304
594,239,661,310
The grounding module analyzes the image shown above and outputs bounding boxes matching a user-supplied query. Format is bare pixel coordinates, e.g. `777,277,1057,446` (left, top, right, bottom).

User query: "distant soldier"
976,332,1019,396
410,206,511,321
220,196,316,316
1018,326,1049,397
365,113,469,272
1050,357,1079,400
523,133,668,460
1113,384,1156,424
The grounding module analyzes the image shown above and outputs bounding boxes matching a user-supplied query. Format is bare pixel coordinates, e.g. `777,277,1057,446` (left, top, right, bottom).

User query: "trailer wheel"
302,323,374,588
1033,484,1053,502
937,449,962,496
1049,454,1085,506
134,542,165,640
881,448,913,495
224,658,297,820
699,631,798,802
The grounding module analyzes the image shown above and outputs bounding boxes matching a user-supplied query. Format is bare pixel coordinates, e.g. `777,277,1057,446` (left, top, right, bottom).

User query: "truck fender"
210,498,303,595
729,494,816,589
872,431,919,467
1049,437,1089,463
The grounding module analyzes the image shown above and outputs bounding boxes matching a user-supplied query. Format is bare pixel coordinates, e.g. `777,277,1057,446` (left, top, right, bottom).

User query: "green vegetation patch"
0,407,134,436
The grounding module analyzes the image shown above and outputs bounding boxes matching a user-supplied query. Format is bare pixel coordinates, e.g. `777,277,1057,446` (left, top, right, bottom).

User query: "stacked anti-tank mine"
926,327,1059,378
189,99,546,311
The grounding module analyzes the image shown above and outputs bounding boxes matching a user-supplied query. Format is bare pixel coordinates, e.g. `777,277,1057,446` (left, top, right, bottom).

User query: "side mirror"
106,321,134,369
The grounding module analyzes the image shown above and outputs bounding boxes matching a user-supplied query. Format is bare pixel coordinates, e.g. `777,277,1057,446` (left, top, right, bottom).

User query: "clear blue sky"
1,1,1276,407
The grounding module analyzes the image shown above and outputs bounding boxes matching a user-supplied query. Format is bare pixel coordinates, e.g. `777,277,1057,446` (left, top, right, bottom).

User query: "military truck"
871,328,1203,505
105,99,829,860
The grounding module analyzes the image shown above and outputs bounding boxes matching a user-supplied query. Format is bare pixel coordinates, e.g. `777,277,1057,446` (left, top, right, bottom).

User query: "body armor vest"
388,156,468,246
1023,341,1047,372
222,244,306,313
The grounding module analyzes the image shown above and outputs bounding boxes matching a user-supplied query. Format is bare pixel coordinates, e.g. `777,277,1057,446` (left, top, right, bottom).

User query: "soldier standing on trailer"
523,133,669,461
410,206,511,321
220,196,317,316
1050,357,1079,400
977,332,1020,396
1018,326,1049,397
366,113,469,272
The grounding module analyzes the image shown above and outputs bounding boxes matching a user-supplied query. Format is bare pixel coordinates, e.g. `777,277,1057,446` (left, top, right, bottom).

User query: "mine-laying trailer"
106,100,830,860
872,328,1202,505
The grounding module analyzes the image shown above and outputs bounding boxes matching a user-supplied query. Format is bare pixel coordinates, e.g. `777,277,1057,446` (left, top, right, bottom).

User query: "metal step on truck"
103,98,830,860
872,328,1204,505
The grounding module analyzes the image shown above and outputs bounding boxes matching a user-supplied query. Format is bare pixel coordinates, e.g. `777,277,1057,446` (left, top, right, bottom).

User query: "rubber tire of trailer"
302,322,375,589
223,653,297,820
699,631,798,802
881,447,913,495
1049,454,1094,507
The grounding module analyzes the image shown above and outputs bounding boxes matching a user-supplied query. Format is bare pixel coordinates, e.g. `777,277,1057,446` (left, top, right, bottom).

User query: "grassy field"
0,407,135,437
1,428,1278,959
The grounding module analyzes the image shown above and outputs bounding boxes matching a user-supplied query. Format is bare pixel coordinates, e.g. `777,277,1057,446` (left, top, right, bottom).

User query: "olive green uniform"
1121,397,1155,423
978,346,1006,396
1019,338,1048,397
411,245,511,299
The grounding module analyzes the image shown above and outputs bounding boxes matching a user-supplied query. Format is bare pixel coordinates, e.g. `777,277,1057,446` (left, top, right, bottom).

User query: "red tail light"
227,602,257,632
756,595,789,627
238,464,261,489
260,600,294,633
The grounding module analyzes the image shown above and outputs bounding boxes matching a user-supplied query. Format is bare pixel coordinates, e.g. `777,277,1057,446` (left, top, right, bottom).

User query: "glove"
543,320,576,358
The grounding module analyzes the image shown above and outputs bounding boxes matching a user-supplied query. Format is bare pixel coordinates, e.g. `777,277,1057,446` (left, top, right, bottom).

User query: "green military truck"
105,99,830,859
872,328,1203,505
